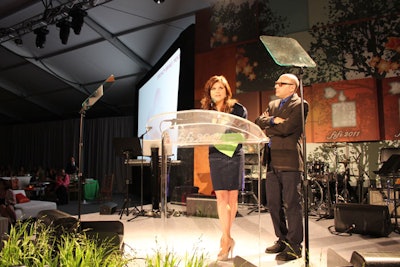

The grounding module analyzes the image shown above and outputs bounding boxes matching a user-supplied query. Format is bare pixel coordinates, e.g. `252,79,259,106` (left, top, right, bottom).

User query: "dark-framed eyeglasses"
275,82,294,87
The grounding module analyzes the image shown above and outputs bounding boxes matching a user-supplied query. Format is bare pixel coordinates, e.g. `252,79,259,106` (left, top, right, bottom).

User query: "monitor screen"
137,48,181,138
135,24,195,160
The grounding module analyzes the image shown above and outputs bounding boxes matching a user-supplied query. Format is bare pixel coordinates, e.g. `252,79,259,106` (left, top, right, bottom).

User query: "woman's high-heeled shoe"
217,238,235,261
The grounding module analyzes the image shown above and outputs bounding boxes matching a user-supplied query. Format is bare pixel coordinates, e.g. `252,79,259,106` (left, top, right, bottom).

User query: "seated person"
65,156,79,177
0,179,17,224
55,169,70,205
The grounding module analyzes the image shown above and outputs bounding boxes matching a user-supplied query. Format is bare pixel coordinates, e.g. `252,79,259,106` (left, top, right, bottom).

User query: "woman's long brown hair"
200,75,237,113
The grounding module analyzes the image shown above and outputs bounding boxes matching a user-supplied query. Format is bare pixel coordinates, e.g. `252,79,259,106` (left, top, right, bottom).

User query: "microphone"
139,126,152,139
163,119,180,124
210,98,216,108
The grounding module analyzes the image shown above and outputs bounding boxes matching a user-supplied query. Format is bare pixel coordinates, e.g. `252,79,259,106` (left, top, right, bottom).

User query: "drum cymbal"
325,142,346,148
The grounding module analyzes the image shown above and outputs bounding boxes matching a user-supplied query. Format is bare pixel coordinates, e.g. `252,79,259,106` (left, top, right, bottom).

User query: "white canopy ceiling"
0,0,214,124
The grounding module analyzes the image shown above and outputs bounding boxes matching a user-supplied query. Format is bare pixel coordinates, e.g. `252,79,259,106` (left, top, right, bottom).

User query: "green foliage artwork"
209,0,290,92
307,0,400,84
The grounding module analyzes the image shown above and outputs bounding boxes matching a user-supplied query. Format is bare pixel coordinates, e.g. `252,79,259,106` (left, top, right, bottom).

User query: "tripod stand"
240,167,268,215
112,137,142,220
119,150,140,219
127,155,152,221
328,142,351,204
126,129,158,221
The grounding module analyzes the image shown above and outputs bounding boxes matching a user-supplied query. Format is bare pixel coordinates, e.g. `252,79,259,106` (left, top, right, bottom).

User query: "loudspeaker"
100,202,118,215
350,251,400,267
326,248,353,267
334,203,392,237
37,209,78,239
233,256,257,267
80,221,124,251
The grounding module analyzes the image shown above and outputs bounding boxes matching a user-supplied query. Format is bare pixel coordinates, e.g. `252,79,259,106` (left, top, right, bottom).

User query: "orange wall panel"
382,76,400,140
193,146,213,195
309,78,380,142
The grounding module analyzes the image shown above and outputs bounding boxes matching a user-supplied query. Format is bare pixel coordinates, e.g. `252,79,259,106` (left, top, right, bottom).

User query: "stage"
71,200,400,267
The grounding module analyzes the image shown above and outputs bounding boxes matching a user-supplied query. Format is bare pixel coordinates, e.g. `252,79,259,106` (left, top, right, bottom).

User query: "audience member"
47,168,57,181
0,179,17,224
65,156,78,175
35,166,46,182
17,166,26,176
55,169,70,205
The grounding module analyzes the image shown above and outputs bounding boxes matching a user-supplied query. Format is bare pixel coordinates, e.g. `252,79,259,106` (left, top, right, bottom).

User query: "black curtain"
0,116,134,193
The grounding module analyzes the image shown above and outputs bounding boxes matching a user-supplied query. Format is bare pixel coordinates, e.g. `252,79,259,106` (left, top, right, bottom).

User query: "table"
24,185,46,200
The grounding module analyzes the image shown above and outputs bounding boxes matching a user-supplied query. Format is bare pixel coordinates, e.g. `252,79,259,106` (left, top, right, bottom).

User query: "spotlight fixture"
154,0,165,4
69,6,87,35
33,27,49,48
14,37,23,46
56,20,70,45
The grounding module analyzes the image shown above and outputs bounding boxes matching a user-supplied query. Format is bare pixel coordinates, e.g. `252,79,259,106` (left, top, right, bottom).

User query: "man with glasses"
255,73,308,262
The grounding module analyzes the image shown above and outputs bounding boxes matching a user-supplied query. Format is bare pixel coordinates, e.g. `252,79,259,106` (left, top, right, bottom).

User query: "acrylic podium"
144,109,269,220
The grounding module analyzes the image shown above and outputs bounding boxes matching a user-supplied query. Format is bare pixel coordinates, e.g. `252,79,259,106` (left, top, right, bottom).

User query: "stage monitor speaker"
37,209,78,239
80,221,124,251
334,203,392,237
100,202,118,215
326,248,353,267
350,251,400,267
233,256,257,267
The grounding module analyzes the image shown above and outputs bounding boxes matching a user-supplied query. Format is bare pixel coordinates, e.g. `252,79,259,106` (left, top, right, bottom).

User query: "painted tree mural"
306,0,400,84
210,0,258,47
209,0,289,92
303,0,400,186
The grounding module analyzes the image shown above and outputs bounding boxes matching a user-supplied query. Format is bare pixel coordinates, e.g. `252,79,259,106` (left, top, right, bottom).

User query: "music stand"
113,137,142,219
260,35,316,267
374,154,400,233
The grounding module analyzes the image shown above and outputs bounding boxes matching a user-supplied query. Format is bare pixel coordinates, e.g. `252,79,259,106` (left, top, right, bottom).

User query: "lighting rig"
0,0,111,48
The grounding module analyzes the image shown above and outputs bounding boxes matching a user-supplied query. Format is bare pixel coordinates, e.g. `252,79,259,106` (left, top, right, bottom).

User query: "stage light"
69,6,87,35
14,37,23,46
154,0,165,3
56,20,70,45
34,27,49,48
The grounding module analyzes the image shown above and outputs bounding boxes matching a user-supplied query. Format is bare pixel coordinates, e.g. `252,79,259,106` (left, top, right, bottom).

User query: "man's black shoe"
265,240,286,254
275,246,302,261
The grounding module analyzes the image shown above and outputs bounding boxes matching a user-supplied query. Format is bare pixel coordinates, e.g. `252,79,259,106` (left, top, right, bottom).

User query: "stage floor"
74,202,400,267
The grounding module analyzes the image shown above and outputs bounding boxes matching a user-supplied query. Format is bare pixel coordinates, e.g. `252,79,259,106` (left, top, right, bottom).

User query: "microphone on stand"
139,126,152,139
163,119,182,125
210,98,216,108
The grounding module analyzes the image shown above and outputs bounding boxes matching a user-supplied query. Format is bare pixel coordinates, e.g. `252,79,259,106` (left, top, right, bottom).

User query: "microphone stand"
76,74,114,221
77,108,85,221
138,129,150,214
127,127,152,221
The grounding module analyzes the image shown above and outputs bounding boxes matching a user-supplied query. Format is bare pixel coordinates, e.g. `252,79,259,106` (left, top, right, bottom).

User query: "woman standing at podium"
200,75,247,261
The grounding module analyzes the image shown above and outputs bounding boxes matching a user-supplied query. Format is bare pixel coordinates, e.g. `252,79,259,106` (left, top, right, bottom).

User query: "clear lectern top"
145,109,268,221
145,109,268,146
